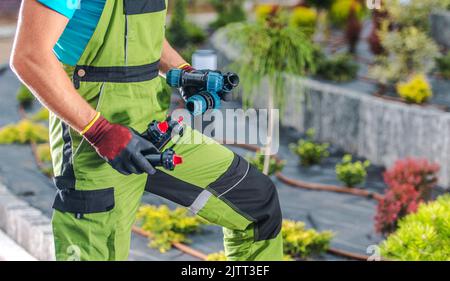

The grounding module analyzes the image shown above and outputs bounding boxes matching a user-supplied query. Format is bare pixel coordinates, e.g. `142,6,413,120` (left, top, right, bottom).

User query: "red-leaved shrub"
345,1,362,54
375,158,439,234
368,8,388,55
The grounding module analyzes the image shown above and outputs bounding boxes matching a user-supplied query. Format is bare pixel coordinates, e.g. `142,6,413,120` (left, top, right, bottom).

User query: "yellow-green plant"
396,74,433,104
369,27,439,84
31,107,50,122
255,4,277,22
380,194,450,261
36,143,52,163
206,251,294,261
383,0,450,32
282,219,333,259
329,0,365,27
207,219,332,260
0,120,49,144
206,251,227,261
136,205,204,252
335,154,370,187
283,254,295,261
246,152,286,176
290,128,329,166
290,6,317,36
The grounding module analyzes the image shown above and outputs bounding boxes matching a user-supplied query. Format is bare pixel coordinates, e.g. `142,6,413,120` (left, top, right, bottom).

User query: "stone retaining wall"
431,11,450,49
0,183,55,261
212,30,450,189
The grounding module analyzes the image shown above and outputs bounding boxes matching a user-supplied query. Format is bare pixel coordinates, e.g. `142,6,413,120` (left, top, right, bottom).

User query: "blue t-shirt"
38,0,106,66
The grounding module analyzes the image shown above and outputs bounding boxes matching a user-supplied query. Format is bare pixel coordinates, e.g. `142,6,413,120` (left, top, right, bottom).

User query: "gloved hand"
82,114,158,175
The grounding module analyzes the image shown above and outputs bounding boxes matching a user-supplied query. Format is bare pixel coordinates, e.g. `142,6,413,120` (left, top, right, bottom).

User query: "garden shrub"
209,0,246,30
383,158,439,199
282,219,333,259
380,194,450,261
383,0,450,32
367,9,388,55
329,0,365,27
369,0,444,84
369,27,439,84
0,120,49,144
16,85,34,107
136,205,205,253
335,154,370,187
226,12,316,112
246,152,286,176
206,218,333,261
396,74,433,104
290,6,317,36
227,10,316,175
375,158,439,234
206,251,227,261
31,107,49,122
436,52,450,79
316,53,359,82
344,2,362,54
290,128,329,166
166,0,206,49
255,4,278,23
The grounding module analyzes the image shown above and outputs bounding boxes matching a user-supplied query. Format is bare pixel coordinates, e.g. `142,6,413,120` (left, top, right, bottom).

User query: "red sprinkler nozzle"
157,121,169,133
173,155,183,165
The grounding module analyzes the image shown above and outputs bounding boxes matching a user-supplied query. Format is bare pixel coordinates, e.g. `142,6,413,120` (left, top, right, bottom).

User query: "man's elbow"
10,47,48,78
10,48,31,77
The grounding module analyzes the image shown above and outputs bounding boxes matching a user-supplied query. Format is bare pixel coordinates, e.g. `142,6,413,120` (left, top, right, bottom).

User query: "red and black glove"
82,114,158,175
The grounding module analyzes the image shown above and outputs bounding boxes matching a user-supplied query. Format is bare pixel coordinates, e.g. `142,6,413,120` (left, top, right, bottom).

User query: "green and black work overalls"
50,0,283,260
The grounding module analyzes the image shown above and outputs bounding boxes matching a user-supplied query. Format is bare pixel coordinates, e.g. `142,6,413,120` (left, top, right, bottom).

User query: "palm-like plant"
227,12,316,174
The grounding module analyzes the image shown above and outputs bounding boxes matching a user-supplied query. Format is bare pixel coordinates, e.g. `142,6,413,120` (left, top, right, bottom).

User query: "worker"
10,0,283,261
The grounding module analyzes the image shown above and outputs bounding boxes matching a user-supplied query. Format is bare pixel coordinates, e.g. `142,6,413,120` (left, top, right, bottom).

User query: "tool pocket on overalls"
123,0,167,66
52,185,115,220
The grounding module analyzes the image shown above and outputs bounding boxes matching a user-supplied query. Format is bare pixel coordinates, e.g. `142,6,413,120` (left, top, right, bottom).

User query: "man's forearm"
12,52,97,132
159,39,188,73
10,0,97,132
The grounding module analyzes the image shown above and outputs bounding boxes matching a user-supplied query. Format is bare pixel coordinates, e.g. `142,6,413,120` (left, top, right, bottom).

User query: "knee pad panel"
208,154,282,241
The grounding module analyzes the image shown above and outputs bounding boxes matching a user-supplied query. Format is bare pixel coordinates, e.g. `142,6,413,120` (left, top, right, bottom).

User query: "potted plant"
226,11,316,174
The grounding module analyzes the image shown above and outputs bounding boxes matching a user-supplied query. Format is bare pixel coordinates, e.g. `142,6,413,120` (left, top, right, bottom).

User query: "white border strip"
0,229,37,261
